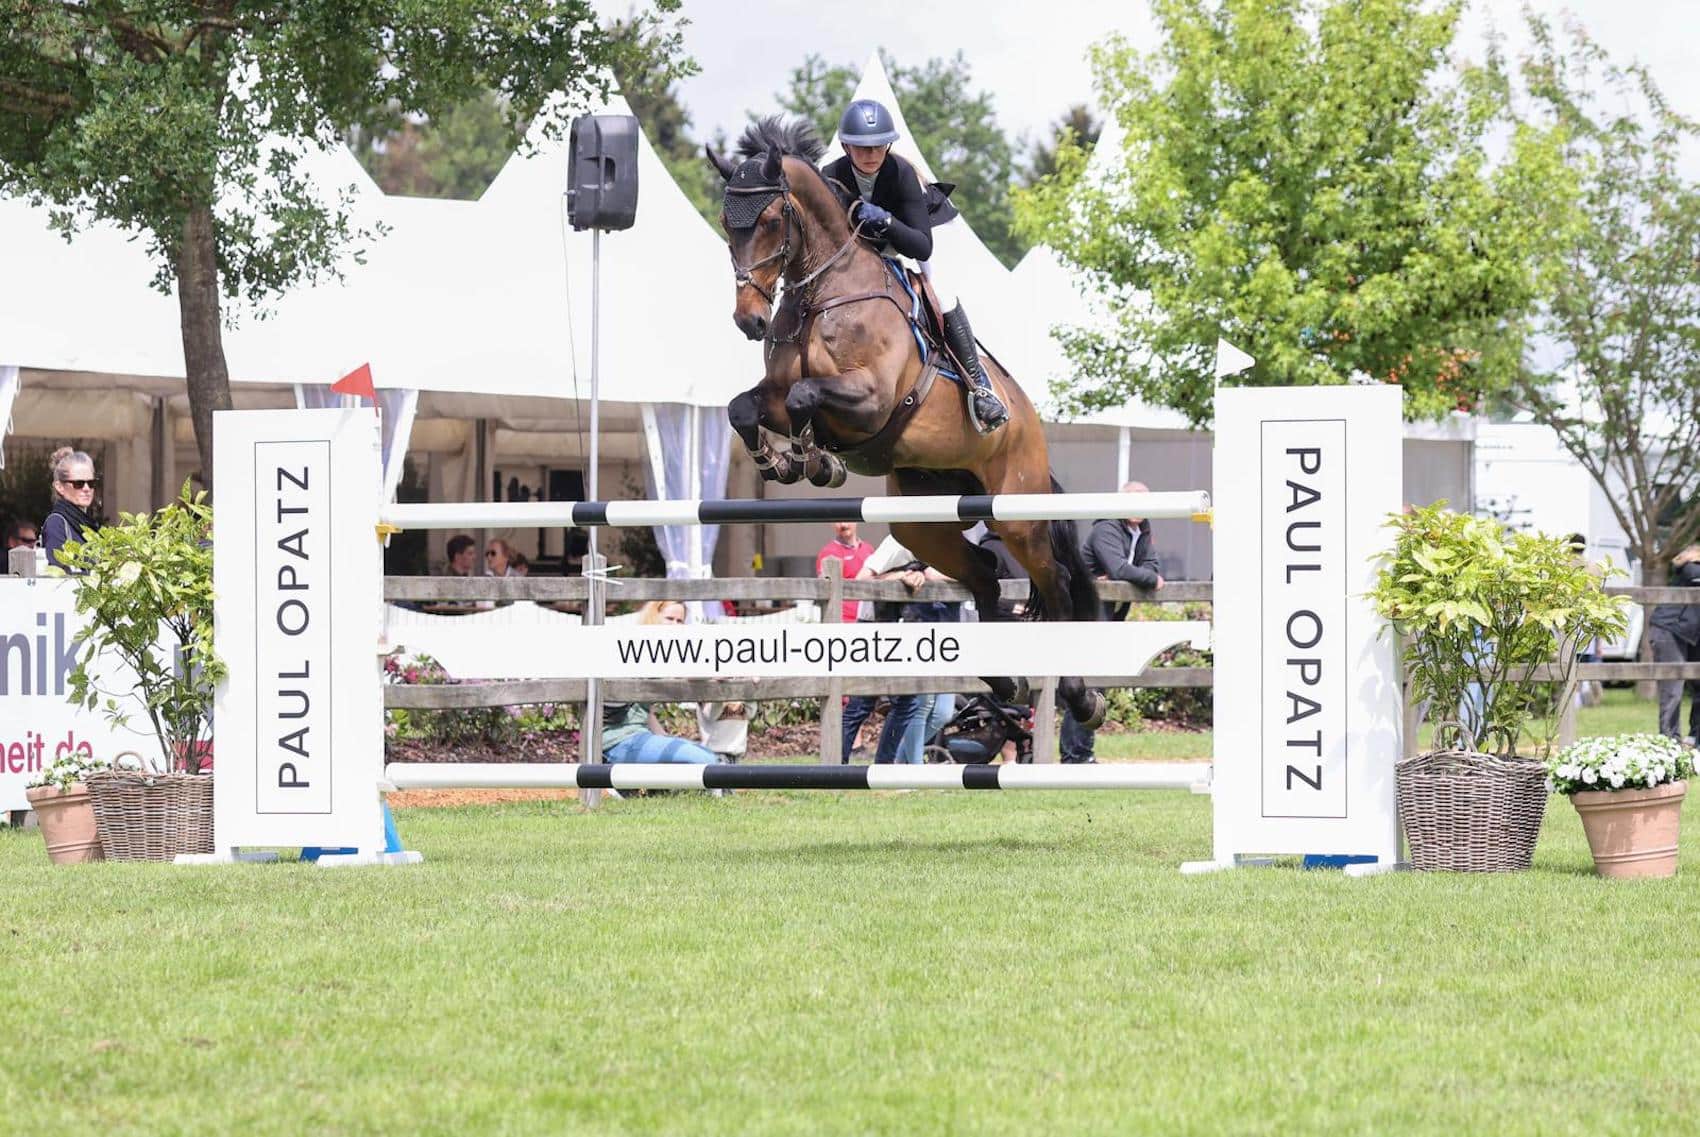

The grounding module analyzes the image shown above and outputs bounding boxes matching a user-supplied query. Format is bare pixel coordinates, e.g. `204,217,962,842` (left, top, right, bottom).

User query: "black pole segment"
571,503,610,527
698,498,870,524
955,495,997,522
575,764,615,788
962,765,1002,789
701,765,874,789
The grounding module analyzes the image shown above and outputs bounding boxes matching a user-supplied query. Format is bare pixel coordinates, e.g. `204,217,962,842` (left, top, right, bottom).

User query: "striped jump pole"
384,762,1210,792
380,490,1212,531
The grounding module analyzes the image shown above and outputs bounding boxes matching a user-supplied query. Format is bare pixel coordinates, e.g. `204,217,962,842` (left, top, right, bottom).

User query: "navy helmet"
839,99,899,147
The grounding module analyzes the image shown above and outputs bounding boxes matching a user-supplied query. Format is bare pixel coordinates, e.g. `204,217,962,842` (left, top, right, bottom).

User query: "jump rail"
385,761,1210,792
381,491,1213,531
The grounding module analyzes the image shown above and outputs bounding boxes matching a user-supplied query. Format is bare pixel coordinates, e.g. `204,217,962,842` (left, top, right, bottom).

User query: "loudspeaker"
566,114,639,231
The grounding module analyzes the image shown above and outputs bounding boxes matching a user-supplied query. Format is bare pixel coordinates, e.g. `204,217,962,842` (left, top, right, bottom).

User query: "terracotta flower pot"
24,783,105,865
1571,780,1686,879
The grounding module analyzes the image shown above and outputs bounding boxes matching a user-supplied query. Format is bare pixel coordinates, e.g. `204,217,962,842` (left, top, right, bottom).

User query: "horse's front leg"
729,383,801,484
784,370,884,486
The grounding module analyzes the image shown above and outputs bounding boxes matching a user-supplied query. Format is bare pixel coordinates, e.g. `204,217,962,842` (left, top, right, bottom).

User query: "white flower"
1581,769,1597,784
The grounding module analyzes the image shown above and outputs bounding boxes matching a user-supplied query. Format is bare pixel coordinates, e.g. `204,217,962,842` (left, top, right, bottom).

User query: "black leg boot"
942,303,1009,435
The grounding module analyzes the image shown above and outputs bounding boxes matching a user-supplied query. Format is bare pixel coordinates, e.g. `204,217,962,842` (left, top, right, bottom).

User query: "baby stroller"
924,695,1035,764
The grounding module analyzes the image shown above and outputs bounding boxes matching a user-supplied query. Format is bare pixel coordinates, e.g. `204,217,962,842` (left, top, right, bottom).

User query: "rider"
819,99,1009,436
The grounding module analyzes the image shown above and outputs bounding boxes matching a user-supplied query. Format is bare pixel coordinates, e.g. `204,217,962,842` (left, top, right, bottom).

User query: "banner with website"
0,577,149,811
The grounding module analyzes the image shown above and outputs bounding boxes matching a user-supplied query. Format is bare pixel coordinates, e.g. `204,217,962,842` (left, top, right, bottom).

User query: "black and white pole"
386,762,1209,793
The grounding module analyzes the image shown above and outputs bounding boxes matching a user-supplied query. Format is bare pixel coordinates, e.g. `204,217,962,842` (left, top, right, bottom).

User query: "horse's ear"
762,146,783,183
706,144,736,182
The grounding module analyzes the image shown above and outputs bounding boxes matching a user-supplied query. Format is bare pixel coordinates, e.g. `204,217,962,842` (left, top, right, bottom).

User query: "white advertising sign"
0,578,149,811
213,409,382,851
1212,386,1401,865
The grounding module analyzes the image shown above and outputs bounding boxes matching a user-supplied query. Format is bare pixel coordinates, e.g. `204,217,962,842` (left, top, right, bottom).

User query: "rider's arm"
879,165,934,261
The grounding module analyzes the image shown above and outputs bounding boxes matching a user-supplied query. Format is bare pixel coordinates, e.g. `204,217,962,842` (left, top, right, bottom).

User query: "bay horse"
707,119,1105,728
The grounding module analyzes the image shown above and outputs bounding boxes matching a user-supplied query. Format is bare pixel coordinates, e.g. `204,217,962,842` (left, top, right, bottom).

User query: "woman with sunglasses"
41,447,101,573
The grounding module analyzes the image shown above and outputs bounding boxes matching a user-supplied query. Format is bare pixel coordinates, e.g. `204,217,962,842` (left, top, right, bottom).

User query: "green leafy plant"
383,651,525,747
1369,504,1628,758
57,484,223,774
1547,733,1695,796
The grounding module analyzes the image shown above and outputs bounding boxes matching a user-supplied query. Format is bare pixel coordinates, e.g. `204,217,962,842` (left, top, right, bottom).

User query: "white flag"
1214,338,1255,380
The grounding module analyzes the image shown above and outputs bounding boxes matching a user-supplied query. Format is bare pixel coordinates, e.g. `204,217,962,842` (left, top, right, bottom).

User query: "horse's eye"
760,214,778,230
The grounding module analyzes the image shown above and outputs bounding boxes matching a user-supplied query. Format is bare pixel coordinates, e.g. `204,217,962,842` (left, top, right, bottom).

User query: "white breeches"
917,217,962,311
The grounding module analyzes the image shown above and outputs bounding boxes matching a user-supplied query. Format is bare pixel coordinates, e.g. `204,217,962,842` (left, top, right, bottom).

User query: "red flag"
332,362,376,399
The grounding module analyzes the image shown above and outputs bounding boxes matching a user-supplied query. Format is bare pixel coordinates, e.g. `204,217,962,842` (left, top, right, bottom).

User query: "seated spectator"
5,519,38,550
508,550,531,577
696,698,749,763
42,447,102,573
601,600,725,765
445,534,475,576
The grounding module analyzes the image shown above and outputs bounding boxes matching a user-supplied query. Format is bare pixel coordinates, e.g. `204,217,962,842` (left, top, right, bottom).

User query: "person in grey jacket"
1648,546,1700,741
1064,482,1166,762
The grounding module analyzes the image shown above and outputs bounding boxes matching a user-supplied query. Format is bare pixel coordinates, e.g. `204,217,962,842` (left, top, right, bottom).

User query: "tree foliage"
776,51,1027,267
1498,14,1700,583
348,91,517,200
609,16,720,226
0,1,683,487
1017,0,1552,425
1026,104,1101,185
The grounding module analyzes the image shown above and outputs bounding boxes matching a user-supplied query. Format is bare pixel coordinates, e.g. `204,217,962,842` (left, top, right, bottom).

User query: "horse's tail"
1032,473,1103,623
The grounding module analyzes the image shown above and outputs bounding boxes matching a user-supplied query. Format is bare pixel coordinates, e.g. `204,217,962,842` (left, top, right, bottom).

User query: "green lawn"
4,735,1699,1135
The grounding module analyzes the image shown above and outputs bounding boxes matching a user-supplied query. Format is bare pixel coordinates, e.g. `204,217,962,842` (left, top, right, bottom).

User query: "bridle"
724,165,868,320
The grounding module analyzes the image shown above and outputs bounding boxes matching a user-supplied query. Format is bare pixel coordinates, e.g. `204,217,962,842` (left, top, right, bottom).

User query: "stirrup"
967,385,1009,435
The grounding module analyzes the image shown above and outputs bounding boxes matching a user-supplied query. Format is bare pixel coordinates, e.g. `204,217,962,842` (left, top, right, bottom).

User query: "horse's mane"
735,116,826,164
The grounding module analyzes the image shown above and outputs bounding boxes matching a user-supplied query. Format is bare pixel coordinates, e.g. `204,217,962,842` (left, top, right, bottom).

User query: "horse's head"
709,116,833,342
710,144,791,341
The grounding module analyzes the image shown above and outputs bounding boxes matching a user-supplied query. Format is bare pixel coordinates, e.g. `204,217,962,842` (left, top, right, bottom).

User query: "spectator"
485,538,517,577
857,536,959,764
5,519,38,550
41,447,101,573
601,600,725,764
816,520,878,758
1648,545,1700,743
508,550,531,577
975,525,1027,618
1067,480,1166,763
445,534,476,576
695,698,749,764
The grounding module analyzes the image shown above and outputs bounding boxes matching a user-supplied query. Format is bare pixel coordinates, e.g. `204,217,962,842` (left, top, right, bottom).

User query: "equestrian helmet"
839,99,899,147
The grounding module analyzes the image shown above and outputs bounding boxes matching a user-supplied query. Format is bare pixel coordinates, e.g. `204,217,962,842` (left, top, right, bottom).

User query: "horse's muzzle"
736,311,767,341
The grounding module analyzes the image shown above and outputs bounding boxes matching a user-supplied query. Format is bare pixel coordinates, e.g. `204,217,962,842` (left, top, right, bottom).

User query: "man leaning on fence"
1648,545,1700,744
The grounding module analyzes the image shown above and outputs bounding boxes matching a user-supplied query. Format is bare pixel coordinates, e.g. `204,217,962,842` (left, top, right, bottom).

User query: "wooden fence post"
1033,677,1058,763
820,558,844,764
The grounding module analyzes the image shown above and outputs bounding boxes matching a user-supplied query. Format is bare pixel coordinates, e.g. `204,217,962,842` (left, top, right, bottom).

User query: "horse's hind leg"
888,517,1026,705
997,518,1107,728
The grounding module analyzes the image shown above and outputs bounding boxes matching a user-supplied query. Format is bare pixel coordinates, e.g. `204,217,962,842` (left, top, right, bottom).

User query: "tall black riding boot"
942,303,1009,435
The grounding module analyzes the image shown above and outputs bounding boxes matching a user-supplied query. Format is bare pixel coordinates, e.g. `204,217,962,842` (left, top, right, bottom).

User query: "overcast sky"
667,0,1698,156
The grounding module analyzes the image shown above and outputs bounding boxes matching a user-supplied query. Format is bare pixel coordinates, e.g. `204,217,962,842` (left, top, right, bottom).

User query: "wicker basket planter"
86,768,214,862
1396,749,1549,872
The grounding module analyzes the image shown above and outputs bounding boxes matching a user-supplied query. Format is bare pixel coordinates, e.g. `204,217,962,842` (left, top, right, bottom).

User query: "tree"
1016,0,1552,425
349,91,517,199
0,1,683,488
1026,104,1102,186
775,51,1027,267
608,17,719,226
1498,15,1700,590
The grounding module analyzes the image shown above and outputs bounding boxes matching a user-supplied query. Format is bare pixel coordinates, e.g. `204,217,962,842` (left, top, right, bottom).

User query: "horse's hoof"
770,454,800,484
1072,689,1107,730
810,454,847,488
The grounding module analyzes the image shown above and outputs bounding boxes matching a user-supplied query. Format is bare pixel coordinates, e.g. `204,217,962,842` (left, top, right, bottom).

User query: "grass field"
3,691,1696,1135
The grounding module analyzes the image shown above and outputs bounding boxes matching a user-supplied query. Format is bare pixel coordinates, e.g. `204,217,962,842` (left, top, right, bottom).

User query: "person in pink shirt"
816,521,877,757
815,520,875,624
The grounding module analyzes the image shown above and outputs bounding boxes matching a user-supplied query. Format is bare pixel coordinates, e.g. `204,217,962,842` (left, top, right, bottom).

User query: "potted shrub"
56,485,224,860
23,751,112,864
1548,734,1691,879
1370,505,1627,871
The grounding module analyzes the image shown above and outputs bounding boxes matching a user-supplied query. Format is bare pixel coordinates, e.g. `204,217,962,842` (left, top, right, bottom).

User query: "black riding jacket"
820,152,935,262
